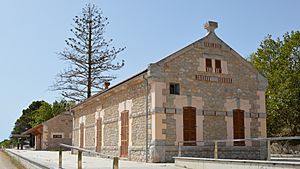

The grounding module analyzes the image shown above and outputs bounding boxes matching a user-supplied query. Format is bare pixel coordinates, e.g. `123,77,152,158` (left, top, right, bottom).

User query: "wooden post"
59,147,62,168
113,157,119,169
17,139,20,150
214,141,218,159
78,151,82,169
267,140,271,161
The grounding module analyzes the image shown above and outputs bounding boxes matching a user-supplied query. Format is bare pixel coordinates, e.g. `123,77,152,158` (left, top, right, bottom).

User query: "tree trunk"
87,7,92,98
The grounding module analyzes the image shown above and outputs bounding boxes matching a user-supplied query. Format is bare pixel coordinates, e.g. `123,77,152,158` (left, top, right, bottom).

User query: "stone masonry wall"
131,115,146,146
73,79,152,161
84,113,95,148
73,129,79,147
203,115,227,142
164,114,176,145
148,28,268,162
44,113,73,150
129,95,152,161
103,122,118,146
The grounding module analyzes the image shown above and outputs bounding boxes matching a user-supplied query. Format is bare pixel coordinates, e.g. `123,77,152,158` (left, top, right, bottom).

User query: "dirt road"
0,150,19,169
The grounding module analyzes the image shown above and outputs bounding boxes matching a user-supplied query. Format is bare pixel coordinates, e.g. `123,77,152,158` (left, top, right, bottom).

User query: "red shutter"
120,111,129,157
183,107,196,146
215,60,222,73
96,118,102,152
206,58,213,72
233,109,245,146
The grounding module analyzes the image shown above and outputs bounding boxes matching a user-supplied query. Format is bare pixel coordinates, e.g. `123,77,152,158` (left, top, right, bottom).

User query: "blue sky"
0,0,299,141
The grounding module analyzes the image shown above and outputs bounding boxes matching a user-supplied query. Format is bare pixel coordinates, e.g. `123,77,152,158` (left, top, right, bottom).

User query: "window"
215,59,222,73
205,58,213,72
51,132,64,139
53,134,62,138
170,83,180,95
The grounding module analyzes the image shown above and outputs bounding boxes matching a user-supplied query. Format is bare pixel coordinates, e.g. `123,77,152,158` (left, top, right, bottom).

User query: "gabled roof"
154,23,263,76
43,111,72,125
71,21,267,110
72,69,148,110
22,124,43,135
22,111,72,135
10,134,30,138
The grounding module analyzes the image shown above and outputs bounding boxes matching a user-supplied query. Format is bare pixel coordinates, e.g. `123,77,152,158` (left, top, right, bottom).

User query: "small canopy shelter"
10,134,30,150
22,124,43,150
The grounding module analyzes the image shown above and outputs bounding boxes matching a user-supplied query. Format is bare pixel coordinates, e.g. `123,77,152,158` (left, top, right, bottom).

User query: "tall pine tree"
51,4,125,101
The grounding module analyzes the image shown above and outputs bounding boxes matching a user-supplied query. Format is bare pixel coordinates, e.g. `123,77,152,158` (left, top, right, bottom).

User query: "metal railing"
59,144,119,169
177,136,300,160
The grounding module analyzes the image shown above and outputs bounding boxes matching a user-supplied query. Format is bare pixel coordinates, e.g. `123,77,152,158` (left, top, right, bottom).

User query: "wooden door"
96,118,102,152
183,107,196,146
120,111,129,157
233,109,245,146
80,123,84,148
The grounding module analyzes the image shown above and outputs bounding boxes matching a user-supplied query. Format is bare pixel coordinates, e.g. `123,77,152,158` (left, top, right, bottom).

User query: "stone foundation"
149,140,267,162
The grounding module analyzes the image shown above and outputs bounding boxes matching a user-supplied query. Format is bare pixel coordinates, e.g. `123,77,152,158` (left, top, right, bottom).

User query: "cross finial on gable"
204,21,218,33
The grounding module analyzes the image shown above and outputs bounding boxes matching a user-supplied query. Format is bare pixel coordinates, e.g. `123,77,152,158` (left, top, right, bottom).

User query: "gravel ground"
7,149,177,169
0,150,19,169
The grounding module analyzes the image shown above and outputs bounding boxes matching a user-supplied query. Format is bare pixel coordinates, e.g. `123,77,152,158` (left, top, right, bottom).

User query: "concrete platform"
175,157,300,169
6,149,176,169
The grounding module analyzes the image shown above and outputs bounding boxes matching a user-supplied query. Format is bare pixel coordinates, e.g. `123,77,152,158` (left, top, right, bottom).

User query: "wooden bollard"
59,147,62,168
78,151,82,169
113,156,119,169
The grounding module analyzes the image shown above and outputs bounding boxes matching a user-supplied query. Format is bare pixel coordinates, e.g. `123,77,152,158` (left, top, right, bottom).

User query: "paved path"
0,150,19,169
7,149,177,169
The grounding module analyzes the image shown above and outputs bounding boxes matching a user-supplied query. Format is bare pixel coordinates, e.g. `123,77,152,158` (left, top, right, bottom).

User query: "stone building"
71,21,268,162
23,112,73,150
